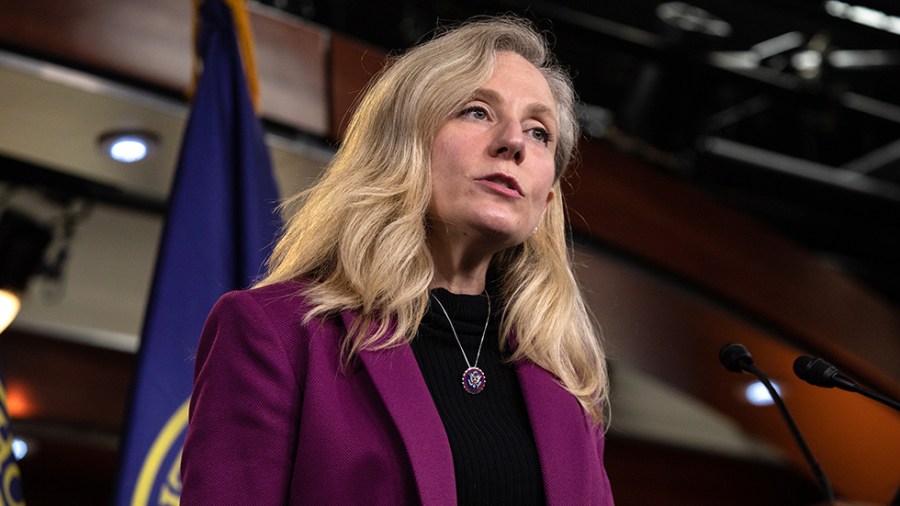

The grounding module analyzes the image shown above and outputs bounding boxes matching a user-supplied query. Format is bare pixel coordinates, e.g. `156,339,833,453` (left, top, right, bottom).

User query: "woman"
181,16,613,505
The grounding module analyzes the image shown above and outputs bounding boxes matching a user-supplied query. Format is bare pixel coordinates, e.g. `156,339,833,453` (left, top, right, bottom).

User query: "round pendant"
462,367,486,394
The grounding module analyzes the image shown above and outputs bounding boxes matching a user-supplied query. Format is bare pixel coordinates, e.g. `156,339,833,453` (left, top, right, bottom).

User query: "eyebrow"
472,88,558,128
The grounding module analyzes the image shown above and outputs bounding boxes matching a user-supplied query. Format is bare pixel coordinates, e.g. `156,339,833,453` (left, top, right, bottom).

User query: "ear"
543,188,555,211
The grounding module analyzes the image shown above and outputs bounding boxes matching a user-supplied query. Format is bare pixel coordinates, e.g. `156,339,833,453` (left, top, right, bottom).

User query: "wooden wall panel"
328,34,388,140
0,0,330,136
578,247,900,503
605,436,821,506
0,331,130,505
566,138,900,398
0,332,133,430
0,0,193,91
250,5,329,134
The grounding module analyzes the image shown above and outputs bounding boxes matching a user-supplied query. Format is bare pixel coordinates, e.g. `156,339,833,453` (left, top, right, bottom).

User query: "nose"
489,121,525,164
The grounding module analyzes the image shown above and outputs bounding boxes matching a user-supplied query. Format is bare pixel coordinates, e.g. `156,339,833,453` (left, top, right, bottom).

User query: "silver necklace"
430,291,491,394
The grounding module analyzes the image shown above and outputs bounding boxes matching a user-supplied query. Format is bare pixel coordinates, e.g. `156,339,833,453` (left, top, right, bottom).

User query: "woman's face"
428,51,558,252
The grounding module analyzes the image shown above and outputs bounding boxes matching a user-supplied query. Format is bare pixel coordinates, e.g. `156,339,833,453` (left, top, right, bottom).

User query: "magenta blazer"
181,281,614,505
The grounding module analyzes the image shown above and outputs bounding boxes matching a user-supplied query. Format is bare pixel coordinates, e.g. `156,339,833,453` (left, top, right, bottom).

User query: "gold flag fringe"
189,0,262,112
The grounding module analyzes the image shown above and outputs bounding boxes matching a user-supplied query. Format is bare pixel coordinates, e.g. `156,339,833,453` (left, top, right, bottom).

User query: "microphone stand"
744,362,836,504
721,343,839,504
794,355,900,413
854,386,900,412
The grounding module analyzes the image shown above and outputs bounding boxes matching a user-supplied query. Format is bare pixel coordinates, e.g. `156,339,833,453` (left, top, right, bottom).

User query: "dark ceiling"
263,0,900,306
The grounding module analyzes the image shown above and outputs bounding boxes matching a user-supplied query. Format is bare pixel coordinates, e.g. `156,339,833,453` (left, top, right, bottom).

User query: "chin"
473,222,531,250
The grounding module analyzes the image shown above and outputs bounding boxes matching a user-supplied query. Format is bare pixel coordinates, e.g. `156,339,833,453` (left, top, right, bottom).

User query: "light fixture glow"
11,438,28,461
656,1,733,38
824,1,900,36
5,383,34,418
745,380,782,406
0,288,20,334
108,137,148,163
98,131,158,164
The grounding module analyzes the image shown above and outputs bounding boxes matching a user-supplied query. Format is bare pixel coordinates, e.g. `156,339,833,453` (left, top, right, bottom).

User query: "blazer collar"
517,361,596,506
341,310,457,506
340,310,594,506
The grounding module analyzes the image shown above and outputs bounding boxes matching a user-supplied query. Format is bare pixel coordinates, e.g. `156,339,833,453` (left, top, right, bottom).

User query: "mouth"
476,173,523,197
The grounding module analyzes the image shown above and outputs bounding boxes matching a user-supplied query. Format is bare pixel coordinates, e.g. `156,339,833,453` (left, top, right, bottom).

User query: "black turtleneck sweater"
411,288,545,506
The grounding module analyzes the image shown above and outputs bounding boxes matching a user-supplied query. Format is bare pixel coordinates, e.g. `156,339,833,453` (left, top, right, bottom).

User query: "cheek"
530,192,552,218
533,169,556,208
430,140,461,185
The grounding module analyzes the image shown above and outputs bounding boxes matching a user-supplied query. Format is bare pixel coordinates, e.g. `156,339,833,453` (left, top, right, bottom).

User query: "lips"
476,173,523,197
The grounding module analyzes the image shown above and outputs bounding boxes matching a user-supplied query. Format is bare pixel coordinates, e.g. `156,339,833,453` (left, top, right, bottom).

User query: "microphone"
718,342,754,373
794,355,900,412
793,355,857,390
718,343,835,504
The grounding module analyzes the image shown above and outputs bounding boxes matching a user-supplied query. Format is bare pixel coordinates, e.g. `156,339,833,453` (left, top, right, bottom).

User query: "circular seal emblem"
130,399,189,506
462,366,486,394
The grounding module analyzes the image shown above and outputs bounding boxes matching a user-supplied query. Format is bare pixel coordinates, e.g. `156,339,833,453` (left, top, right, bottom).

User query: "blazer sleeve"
594,422,615,504
181,290,304,505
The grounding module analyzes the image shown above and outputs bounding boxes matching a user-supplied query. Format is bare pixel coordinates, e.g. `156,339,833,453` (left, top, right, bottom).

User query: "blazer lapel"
341,310,457,506
517,361,595,506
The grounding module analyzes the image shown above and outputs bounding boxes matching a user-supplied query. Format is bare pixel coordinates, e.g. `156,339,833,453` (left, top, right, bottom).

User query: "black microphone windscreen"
719,343,753,372
793,355,814,380
793,355,840,388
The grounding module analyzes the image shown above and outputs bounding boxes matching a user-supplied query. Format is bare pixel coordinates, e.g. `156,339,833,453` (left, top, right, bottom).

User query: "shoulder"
216,279,311,312
210,280,315,331
203,279,345,362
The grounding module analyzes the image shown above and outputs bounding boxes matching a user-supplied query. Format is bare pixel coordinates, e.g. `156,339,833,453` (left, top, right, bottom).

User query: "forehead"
481,51,557,119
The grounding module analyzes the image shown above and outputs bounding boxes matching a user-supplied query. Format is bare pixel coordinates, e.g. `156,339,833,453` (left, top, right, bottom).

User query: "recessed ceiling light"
98,131,158,164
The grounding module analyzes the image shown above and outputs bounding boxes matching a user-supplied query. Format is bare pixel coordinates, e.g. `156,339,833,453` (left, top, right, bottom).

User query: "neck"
428,229,495,295
431,270,487,294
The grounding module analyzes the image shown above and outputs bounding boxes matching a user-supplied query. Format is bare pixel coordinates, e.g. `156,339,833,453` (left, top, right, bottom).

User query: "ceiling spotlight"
99,131,158,163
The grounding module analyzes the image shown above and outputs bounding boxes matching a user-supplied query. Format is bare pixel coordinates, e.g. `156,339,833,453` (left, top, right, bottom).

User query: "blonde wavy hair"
259,17,608,423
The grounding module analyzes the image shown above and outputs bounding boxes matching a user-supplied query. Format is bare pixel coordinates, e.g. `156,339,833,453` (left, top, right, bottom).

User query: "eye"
529,127,554,145
461,105,489,120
